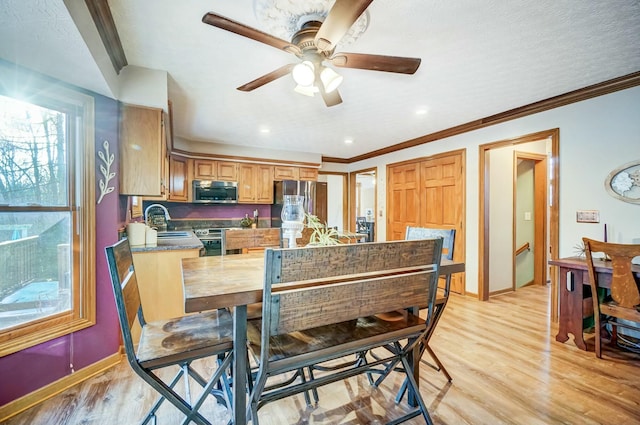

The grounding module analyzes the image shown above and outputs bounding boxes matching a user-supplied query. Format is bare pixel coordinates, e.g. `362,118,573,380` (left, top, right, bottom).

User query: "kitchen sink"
156,231,192,238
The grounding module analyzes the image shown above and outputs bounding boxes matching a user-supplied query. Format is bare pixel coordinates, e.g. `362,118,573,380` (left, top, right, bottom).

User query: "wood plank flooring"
4,285,640,424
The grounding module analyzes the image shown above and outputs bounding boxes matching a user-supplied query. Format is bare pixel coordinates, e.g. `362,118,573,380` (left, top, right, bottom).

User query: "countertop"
129,231,203,253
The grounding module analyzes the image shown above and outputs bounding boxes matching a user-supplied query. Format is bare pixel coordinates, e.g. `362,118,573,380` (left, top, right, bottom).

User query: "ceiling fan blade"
203,13,301,56
330,52,421,74
318,85,343,107
237,64,295,92
314,0,373,52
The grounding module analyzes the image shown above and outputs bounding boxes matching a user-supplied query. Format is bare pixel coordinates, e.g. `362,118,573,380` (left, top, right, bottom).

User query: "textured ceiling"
2,1,640,160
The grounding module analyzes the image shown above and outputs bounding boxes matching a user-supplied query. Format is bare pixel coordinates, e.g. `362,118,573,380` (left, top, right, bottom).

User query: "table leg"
555,268,587,350
233,305,247,425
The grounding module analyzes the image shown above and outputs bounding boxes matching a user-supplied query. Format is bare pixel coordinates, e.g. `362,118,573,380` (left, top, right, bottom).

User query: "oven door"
200,239,222,256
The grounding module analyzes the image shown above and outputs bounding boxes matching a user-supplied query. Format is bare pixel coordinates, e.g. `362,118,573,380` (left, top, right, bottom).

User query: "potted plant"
305,213,341,246
239,214,254,228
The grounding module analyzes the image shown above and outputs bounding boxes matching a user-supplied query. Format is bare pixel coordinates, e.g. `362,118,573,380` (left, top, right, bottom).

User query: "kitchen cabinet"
273,165,299,180
223,228,280,253
299,167,318,181
238,163,273,204
273,165,318,181
193,159,238,181
119,103,166,196
130,247,201,341
168,155,190,201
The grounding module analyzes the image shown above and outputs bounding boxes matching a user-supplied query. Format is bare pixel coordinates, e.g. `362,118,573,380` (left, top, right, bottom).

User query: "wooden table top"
182,252,465,313
549,256,640,274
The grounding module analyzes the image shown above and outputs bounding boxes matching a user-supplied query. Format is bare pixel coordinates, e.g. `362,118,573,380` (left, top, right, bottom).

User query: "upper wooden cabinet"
273,165,318,181
238,163,273,204
119,104,165,196
193,160,238,181
299,167,318,181
168,155,189,202
273,165,298,181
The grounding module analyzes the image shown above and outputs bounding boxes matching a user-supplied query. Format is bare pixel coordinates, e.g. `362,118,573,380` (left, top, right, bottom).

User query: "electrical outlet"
576,210,600,223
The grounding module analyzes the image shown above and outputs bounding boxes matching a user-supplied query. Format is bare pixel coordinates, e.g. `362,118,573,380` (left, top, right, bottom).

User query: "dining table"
182,251,465,425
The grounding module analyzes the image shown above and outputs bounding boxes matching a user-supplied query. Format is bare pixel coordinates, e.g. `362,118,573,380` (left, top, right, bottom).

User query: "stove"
193,228,224,256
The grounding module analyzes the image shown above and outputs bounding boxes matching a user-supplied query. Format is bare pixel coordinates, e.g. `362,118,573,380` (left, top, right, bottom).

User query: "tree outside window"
0,67,96,356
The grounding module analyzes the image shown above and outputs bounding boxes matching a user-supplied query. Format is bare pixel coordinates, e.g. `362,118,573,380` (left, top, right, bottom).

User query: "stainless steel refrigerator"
271,180,316,227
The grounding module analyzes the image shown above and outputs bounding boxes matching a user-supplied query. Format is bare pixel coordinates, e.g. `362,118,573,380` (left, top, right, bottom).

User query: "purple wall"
0,92,122,405
149,202,272,220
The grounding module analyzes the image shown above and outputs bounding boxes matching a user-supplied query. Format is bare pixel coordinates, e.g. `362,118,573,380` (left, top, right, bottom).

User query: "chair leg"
422,344,452,382
594,314,602,358
398,354,434,425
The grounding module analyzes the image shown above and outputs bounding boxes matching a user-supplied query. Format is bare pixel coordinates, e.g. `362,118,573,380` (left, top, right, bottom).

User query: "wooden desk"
182,252,465,425
549,256,640,350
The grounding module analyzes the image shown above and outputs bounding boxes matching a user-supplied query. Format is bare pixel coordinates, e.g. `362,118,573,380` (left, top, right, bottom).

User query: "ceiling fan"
202,0,421,107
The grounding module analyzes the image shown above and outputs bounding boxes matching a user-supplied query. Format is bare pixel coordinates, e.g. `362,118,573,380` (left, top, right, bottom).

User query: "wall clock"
604,159,640,204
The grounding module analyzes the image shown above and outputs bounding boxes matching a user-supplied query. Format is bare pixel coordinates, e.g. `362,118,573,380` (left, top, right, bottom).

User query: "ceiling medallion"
253,0,369,46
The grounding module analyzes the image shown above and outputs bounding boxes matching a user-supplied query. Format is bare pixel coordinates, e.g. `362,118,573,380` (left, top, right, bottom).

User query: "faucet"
144,204,171,225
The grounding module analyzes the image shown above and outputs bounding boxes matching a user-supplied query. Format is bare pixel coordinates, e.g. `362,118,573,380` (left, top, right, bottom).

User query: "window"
0,64,95,356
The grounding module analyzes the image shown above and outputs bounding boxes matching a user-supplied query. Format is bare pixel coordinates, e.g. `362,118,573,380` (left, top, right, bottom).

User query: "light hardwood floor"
4,285,640,424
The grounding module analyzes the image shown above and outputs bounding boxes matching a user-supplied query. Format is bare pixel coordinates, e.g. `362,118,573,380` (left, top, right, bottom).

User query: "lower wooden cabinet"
223,228,280,253
130,248,201,341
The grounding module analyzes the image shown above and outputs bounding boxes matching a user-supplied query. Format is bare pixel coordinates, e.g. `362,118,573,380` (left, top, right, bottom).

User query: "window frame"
0,64,96,356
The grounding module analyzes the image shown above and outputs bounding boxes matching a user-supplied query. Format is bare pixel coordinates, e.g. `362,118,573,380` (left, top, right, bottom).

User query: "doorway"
349,167,377,237
513,153,547,290
479,129,560,320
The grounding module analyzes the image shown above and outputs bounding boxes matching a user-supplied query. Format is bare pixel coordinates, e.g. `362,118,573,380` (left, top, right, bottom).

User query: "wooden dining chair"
105,239,234,425
582,238,640,358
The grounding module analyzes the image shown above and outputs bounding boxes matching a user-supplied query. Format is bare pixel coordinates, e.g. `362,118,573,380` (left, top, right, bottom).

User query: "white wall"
325,175,344,230
347,85,640,295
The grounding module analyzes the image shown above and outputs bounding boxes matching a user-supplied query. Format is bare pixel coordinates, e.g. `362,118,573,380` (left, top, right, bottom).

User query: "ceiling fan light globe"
294,84,319,97
292,61,315,86
320,66,343,93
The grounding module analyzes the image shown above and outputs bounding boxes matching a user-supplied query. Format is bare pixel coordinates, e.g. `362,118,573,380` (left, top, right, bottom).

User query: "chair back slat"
270,270,431,335
406,226,456,260
105,239,142,347
583,238,640,308
264,239,442,336
270,239,441,284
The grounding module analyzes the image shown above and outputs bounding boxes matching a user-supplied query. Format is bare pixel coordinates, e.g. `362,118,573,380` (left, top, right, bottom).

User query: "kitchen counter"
129,231,203,253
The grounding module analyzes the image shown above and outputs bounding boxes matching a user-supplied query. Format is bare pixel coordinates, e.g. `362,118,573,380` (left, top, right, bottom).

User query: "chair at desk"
105,239,234,425
583,238,640,358
405,226,456,381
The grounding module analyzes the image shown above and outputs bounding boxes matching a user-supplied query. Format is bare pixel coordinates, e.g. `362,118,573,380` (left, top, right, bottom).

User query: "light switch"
524,212,531,221
576,210,600,223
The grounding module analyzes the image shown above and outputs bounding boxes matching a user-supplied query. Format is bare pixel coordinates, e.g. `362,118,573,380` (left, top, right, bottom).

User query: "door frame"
318,171,349,230
349,167,377,233
479,128,560,320
512,152,548,290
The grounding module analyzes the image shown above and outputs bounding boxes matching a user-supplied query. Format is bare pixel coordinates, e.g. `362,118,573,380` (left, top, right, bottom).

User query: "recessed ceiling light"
415,107,429,115
259,127,270,134
344,138,354,144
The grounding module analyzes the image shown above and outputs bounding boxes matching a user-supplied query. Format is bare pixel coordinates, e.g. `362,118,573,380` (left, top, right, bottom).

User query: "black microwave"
192,180,238,204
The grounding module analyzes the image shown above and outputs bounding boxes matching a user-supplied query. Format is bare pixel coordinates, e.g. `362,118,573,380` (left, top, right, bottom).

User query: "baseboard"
0,351,123,422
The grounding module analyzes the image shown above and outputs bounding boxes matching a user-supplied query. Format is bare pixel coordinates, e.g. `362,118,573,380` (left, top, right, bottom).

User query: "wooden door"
316,181,328,225
420,152,465,294
387,162,421,240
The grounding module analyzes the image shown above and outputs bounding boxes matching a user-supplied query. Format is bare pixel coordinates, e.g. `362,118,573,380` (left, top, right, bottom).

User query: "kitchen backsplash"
142,201,272,228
